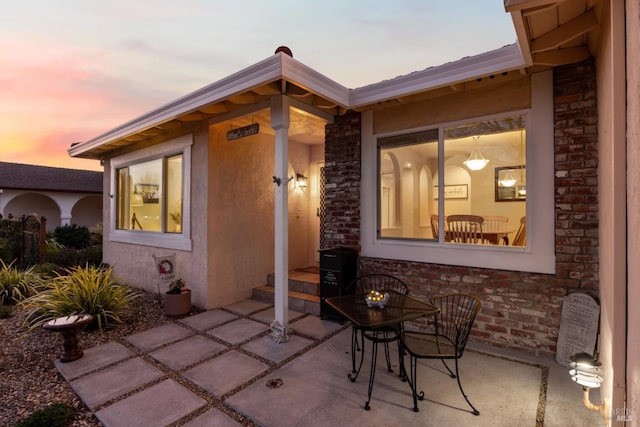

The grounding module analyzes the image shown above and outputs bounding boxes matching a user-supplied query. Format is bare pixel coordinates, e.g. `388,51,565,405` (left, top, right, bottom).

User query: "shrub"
21,264,139,332
0,304,12,318
15,403,76,427
0,259,43,305
89,222,103,246
53,224,90,249
45,245,103,269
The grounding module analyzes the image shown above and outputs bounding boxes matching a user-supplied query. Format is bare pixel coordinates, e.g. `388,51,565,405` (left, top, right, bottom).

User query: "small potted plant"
164,278,191,316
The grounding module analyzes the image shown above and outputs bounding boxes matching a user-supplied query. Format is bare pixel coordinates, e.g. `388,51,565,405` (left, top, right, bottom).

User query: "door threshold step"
252,285,320,316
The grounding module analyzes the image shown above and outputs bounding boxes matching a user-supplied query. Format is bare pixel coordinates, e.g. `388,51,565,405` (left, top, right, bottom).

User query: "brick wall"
323,111,361,251
323,60,599,357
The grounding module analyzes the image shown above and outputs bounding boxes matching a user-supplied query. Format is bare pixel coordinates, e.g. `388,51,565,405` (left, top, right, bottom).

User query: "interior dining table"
445,224,517,245
325,291,439,410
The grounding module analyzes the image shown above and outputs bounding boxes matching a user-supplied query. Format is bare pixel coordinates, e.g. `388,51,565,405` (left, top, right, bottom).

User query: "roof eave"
68,53,350,159
349,43,527,109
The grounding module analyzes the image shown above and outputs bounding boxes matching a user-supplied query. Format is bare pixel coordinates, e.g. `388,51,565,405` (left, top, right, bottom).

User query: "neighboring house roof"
0,162,103,193
68,43,527,160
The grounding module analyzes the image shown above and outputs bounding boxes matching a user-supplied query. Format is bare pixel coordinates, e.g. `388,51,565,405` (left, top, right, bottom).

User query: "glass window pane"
116,168,129,230
378,130,439,239
128,159,163,232
443,115,526,245
165,154,183,233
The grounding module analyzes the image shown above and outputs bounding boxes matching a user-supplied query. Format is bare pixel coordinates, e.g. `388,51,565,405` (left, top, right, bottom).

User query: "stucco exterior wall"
206,120,314,308
626,0,640,420
595,0,627,422
103,126,210,308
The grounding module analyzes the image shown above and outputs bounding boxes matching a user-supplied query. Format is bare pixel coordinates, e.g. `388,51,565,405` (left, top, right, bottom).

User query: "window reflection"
377,114,526,246
116,154,183,234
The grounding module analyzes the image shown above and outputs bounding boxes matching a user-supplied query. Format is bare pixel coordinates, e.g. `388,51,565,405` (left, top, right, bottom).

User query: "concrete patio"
54,300,605,426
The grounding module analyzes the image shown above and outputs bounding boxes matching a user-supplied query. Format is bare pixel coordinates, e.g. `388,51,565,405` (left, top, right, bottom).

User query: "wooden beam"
199,104,228,114
533,46,591,66
504,0,563,13
252,82,281,96
531,10,598,53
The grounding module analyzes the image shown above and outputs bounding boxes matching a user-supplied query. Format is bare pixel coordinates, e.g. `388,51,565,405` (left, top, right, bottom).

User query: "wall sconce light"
569,352,605,414
463,136,489,171
296,173,308,188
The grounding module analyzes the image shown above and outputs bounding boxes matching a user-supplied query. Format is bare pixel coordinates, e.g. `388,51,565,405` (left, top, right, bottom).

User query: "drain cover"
265,378,284,389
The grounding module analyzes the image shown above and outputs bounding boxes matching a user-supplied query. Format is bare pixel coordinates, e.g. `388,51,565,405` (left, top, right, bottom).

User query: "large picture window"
116,155,182,233
378,115,526,247
362,71,555,274
110,134,192,251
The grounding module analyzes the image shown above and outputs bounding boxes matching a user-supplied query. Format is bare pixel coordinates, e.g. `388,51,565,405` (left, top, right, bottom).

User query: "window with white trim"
361,71,555,273
110,134,192,251
378,114,527,246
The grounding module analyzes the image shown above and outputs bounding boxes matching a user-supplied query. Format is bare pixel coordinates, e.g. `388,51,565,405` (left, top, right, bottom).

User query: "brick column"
323,111,361,251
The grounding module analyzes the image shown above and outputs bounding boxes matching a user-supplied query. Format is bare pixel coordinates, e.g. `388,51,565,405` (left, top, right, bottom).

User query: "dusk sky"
1,1,516,171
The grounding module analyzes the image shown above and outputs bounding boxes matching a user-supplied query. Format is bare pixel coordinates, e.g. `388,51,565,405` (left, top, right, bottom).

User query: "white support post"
270,95,290,343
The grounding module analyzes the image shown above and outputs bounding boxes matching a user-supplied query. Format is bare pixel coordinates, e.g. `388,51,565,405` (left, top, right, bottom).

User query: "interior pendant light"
463,136,489,171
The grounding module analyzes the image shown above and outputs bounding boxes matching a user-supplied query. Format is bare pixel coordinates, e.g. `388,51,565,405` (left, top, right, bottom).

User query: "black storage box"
319,247,357,320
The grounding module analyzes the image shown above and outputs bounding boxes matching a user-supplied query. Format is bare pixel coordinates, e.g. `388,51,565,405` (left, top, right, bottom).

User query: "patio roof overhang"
69,43,533,161
504,0,602,71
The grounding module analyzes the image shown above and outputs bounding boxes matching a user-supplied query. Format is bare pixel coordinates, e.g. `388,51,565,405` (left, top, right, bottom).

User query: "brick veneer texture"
323,60,599,357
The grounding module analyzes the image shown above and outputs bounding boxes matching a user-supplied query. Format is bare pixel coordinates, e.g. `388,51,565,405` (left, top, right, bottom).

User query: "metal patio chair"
349,273,409,381
401,293,482,415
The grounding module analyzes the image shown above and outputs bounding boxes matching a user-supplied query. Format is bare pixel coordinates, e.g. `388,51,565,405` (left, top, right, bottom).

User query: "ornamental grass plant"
0,259,44,305
21,264,139,332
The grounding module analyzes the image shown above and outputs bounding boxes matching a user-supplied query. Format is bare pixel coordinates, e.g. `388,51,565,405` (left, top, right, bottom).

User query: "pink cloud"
0,36,173,169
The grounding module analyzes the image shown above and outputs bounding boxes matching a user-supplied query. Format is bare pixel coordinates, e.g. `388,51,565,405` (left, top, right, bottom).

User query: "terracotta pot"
164,290,191,316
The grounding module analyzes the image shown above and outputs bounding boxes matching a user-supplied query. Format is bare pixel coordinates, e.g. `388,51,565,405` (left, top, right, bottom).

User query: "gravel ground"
0,290,169,427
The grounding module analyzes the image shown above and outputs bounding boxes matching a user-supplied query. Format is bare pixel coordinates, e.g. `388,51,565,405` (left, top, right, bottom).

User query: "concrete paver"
69,357,164,409
288,315,344,339
149,335,228,371
224,299,271,315
182,409,243,427
95,379,206,427
248,307,305,324
55,341,133,381
183,350,269,396
178,309,238,331
125,323,193,351
207,318,267,345
241,334,314,364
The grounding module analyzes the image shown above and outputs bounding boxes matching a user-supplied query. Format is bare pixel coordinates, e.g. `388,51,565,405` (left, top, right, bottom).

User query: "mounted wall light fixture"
296,173,308,188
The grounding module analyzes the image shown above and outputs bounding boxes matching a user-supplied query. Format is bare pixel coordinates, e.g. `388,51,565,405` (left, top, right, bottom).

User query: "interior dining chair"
512,216,526,246
482,215,509,244
430,214,439,239
446,214,485,244
349,273,409,381
401,294,482,415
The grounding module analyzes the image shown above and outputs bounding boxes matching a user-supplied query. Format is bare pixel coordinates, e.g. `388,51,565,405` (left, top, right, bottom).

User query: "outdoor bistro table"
326,292,439,410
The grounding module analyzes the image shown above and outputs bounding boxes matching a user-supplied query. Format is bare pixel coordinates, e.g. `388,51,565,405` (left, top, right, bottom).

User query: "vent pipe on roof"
275,46,293,57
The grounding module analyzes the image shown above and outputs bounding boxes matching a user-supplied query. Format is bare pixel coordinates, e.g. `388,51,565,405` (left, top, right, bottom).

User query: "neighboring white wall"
626,0,640,420
596,0,627,423
0,190,102,231
70,195,102,227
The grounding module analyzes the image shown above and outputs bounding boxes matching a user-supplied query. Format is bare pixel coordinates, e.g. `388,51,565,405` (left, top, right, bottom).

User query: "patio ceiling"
505,0,602,71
